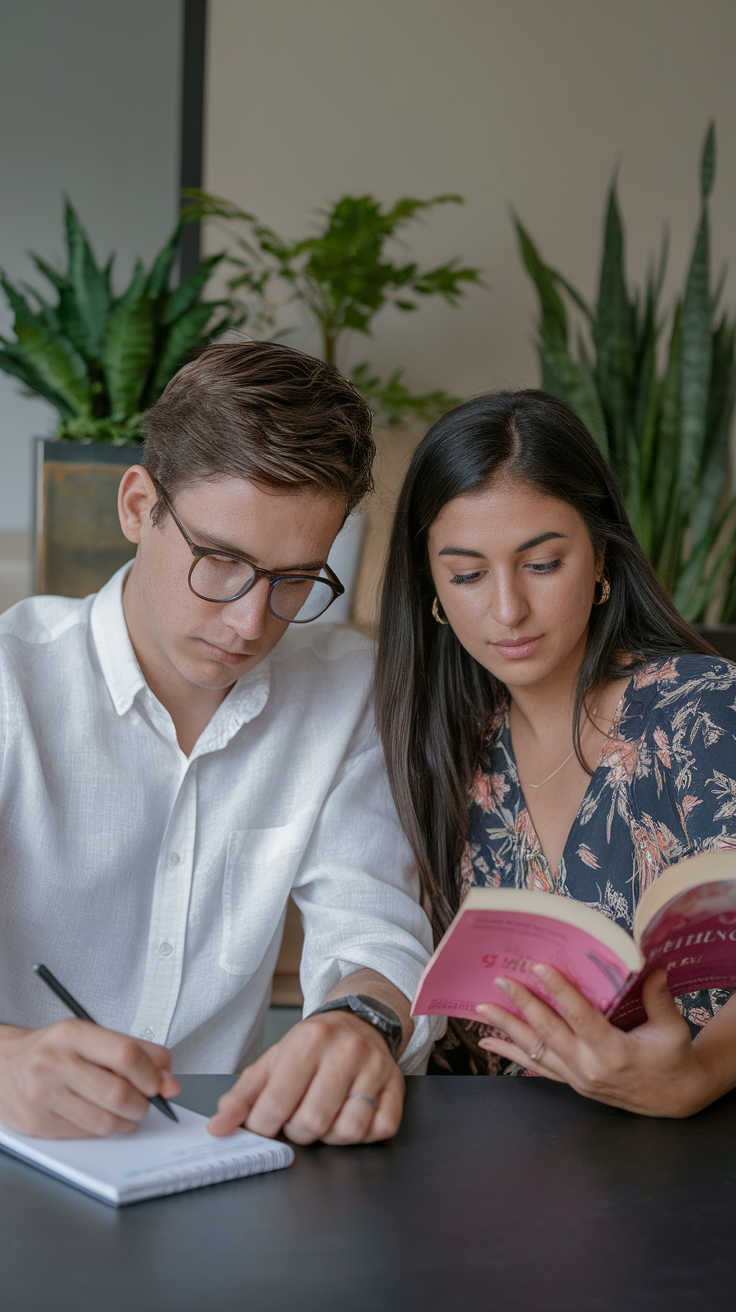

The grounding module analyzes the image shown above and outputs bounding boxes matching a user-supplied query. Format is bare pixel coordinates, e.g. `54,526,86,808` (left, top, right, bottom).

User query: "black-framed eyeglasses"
161,492,345,623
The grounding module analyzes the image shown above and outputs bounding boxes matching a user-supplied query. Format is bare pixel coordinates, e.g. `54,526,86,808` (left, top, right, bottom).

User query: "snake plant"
0,203,239,444
517,123,736,623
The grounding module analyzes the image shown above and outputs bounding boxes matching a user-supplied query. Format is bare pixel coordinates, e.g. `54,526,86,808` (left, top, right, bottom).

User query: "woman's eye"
527,559,562,574
449,571,484,585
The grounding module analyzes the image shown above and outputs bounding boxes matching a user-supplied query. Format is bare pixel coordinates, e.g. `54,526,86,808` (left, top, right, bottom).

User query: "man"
0,342,442,1145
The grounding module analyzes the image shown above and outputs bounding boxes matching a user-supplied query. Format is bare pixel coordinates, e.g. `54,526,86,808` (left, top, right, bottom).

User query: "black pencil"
33,963,178,1123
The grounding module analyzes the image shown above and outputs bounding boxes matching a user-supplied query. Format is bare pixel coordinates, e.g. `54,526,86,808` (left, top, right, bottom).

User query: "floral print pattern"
431,655,736,1075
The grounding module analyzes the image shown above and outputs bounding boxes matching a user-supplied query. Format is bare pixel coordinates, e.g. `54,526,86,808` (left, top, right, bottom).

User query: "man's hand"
208,1009,405,1145
0,1020,180,1138
474,964,730,1118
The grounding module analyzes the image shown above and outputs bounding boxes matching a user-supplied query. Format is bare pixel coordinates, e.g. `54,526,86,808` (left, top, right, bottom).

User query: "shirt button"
141,1027,155,1040
159,942,173,956
169,852,181,866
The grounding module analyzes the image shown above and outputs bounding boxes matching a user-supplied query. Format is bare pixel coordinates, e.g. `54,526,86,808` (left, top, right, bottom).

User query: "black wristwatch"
308,993,403,1059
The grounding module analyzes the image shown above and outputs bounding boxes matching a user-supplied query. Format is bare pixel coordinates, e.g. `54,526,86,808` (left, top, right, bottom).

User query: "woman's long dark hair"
374,390,715,946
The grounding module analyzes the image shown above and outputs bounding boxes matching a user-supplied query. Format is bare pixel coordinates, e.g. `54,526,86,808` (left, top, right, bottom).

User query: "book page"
633,848,736,941
0,1103,294,1206
611,878,736,1028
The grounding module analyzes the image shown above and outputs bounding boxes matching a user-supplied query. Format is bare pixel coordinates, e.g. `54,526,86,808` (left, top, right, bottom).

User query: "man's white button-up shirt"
0,565,442,1073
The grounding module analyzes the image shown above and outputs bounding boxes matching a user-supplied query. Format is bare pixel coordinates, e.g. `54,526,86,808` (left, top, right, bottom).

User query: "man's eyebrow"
437,531,566,558
188,527,326,573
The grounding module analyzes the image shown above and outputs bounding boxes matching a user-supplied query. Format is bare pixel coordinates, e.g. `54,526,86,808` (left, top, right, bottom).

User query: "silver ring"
348,1093,377,1109
529,1038,546,1063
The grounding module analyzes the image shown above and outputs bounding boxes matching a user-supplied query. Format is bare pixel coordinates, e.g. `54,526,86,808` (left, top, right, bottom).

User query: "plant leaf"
515,217,608,454
593,184,634,472
1,275,90,413
163,253,224,325
650,304,682,584
63,201,111,361
103,260,155,417
678,203,712,510
149,301,219,397
0,338,76,419
701,121,716,201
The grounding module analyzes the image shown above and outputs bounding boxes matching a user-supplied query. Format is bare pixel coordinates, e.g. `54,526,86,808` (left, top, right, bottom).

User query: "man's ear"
118,466,159,545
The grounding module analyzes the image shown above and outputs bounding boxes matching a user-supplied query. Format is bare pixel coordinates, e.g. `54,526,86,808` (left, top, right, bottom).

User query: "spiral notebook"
0,1102,294,1206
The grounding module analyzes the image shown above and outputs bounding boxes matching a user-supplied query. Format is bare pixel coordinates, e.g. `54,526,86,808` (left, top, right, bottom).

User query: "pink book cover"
610,880,736,1028
411,908,635,1024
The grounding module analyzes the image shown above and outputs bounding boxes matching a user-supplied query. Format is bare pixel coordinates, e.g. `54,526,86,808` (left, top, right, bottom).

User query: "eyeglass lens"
190,555,334,621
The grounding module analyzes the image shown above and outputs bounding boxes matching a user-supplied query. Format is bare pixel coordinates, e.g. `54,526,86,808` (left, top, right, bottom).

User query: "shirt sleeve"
290,718,445,1074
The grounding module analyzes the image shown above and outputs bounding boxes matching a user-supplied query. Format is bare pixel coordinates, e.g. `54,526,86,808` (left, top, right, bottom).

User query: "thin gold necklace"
525,706,599,790
526,748,576,789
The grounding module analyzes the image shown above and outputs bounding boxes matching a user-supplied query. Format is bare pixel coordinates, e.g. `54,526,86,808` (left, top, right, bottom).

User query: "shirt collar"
90,563,271,742
90,562,146,716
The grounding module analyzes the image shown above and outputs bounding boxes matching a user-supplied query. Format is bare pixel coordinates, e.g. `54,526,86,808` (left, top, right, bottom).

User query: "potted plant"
0,203,239,596
515,123,736,656
184,189,484,628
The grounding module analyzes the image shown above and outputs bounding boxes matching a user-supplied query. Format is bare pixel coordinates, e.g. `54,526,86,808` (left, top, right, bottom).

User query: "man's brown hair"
142,340,375,522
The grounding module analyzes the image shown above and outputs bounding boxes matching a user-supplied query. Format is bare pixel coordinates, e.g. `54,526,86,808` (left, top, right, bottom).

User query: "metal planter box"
34,440,143,597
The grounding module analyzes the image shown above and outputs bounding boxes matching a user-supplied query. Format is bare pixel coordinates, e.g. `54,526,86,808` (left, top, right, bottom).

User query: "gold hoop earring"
593,574,611,605
432,596,449,625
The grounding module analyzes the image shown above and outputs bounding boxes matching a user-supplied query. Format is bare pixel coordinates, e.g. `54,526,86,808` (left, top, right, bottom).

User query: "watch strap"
308,993,403,1059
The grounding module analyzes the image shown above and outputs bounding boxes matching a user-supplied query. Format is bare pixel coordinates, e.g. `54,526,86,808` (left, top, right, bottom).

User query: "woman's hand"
476,964,732,1118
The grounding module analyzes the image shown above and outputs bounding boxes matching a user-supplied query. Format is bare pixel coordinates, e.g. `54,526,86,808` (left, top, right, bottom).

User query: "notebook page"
0,1103,294,1206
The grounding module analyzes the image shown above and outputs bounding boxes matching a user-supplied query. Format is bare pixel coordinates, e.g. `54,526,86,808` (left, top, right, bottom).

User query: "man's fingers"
363,1076,405,1142
39,1082,141,1137
208,1050,276,1137
211,1012,405,1146
63,1053,152,1124
322,1066,405,1146
244,1024,333,1139
286,1041,389,1145
67,1021,174,1098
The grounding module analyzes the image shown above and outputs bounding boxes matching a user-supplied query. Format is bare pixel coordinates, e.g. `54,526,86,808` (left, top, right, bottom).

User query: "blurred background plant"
0,203,240,445
516,122,736,623
183,190,483,426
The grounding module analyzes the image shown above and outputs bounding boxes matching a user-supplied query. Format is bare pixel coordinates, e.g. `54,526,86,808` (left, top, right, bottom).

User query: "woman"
375,390,736,1116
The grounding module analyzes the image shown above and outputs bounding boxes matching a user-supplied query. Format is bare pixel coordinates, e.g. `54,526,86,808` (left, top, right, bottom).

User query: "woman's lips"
491,635,543,660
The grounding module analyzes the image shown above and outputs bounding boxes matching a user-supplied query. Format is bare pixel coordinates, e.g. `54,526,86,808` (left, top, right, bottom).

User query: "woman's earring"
432,596,449,625
593,573,611,605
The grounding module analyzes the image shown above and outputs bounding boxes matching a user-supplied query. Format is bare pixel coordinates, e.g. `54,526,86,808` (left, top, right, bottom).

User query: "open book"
0,1102,294,1206
411,849,736,1030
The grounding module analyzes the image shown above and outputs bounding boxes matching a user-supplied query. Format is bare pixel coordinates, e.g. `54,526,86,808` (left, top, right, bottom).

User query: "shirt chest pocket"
220,816,313,977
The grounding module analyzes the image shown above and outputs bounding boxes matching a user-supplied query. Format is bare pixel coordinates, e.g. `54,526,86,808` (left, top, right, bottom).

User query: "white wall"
0,0,183,531
204,0,736,399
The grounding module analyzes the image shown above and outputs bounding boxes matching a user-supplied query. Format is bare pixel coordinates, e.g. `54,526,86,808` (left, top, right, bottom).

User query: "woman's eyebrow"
437,546,485,558
437,531,566,558
515,531,566,553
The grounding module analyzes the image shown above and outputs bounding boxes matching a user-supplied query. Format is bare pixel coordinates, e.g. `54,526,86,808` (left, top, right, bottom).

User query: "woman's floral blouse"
431,654,736,1075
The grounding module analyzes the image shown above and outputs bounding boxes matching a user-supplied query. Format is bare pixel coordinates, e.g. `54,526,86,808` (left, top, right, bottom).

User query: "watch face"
354,995,401,1027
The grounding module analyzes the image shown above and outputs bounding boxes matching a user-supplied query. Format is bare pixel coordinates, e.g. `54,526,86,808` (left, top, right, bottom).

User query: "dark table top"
2,1073,735,1312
